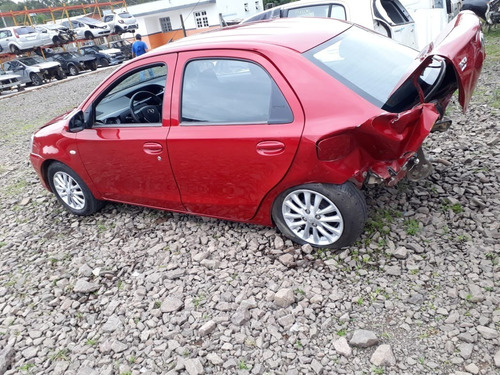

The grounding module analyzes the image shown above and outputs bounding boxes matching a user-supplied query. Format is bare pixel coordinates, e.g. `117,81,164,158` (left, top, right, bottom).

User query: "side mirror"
68,110,86,133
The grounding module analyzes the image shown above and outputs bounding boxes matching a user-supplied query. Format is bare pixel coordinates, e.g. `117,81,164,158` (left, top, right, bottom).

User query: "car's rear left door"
167,50,305,221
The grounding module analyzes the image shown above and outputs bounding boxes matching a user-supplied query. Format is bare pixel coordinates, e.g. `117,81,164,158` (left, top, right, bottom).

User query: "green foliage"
404,219,420,235
238,359,249,370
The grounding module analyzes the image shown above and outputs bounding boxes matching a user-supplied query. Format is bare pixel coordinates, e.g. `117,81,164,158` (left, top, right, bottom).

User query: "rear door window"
181,59,293,125
373,0,413,25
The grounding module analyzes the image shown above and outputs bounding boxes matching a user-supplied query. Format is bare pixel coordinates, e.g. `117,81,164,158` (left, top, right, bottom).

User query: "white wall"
127,0,264,37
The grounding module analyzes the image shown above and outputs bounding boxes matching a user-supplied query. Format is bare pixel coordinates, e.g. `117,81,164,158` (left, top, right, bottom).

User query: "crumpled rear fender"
316,103,440,186
355,103,439,185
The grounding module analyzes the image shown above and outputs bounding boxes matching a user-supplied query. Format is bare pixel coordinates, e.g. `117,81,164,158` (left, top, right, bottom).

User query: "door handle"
256,140,285,156
143,142,163,155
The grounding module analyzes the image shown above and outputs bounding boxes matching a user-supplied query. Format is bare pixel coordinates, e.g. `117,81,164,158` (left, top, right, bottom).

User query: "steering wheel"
129,91,162,123
422,58,446,101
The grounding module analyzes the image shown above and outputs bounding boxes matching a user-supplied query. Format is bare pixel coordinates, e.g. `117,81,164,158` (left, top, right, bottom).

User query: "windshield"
118,12,132,19
77,17,103,26
58,52,73,60
19,57,44,66
303,26,418,110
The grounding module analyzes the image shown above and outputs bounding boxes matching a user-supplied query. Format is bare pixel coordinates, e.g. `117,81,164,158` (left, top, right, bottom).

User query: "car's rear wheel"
84,31,94,40
30,73,43,86
68,64,79,76
9,45,20,54
89,61,97,71
99,57,109,67
47,162,104,216
272,183,367,249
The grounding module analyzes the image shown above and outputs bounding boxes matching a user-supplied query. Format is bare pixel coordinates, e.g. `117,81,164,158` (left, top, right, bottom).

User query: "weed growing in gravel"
371,365,384,374
192,294,205,309
18,363,35,373
128,356,136,364
295,340,303,349
238,360,249,370
85,339,97,346
50,348,69,361
404,219,420,235
154,301,162,309
336,329,347,336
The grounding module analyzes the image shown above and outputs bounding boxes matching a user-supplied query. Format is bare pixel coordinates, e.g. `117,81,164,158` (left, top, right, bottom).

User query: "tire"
52,36,61,47
114,26,122,34
68,64,79,76
89,61,97,71
30,73,43,86
55,69,66,80
84,31,94,40
9,45,20,54
47,162,104,216
272,182,367,249
99,57,110,67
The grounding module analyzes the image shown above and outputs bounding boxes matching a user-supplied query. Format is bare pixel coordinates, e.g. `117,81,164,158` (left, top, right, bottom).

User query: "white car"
0,26,50,54
60,17,111,40
241,0,417,48
400,0,463,48
35,24,76,47
102,12,138,34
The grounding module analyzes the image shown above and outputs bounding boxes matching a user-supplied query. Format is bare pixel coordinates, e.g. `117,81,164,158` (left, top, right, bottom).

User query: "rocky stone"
184,358,204,375
278,253,295,267
477,325,498,340
73,279,99,293
274,288,295,308
349,330,379,348
0,346,14,374
494,350,500,368
206,353,223,365
102,314,122,332
199,320,216,336
333,337,352,357
393,246,408,259
231,309,251,326
458,343,473,359
161,297,184,313
370,344,396,366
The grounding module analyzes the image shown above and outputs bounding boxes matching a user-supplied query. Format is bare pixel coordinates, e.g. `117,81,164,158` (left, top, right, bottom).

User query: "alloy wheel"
53,171,86,210
282,189,344,246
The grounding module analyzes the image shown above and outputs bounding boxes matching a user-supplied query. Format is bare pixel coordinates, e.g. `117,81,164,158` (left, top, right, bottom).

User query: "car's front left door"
167,51,305,221
75,55,184,211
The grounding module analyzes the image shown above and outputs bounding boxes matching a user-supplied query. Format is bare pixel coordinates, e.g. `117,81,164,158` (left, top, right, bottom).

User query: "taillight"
317,134,353,161
13,29,19,38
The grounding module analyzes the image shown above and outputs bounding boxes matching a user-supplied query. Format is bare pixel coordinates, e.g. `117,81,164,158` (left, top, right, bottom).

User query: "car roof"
152,17,352,55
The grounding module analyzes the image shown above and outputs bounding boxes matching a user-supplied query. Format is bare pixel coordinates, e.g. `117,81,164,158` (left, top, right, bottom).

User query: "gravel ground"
0,37,498,375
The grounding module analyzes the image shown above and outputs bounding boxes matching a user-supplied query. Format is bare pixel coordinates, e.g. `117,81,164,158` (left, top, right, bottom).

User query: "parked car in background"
103,12,138,34
400,0,463,48
79,45,124,66
0,68,23,93
108,39,133,59
462,0,500,23
30,14,484,248
60,17,111,40
49,52,97,76
241,0,418,48
0,26,49,54
35,24,76,47
3,56,65,85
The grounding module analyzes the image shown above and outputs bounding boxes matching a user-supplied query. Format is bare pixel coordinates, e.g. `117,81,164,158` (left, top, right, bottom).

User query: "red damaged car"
30,13,484,249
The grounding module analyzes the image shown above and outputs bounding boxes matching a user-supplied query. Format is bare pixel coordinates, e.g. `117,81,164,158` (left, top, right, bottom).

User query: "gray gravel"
0,45,498,375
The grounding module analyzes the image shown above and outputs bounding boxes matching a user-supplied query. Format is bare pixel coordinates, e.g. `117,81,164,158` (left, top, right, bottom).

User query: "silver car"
0,69,23,93
2,57,66,86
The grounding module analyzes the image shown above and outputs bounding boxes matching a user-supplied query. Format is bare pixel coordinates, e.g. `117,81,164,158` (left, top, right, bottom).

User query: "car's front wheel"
68,64,79,76
30,73,43,86
47,162,104,216
272,183,367,249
